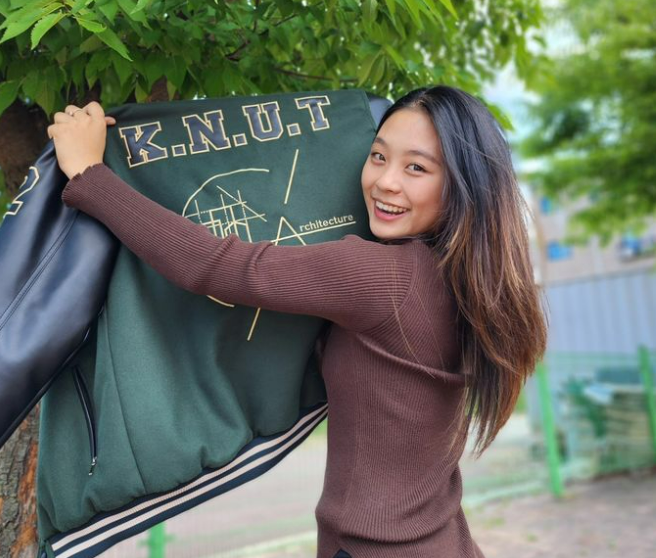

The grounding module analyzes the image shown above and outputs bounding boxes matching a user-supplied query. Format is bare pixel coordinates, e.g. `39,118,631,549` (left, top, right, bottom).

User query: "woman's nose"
375,168,402,193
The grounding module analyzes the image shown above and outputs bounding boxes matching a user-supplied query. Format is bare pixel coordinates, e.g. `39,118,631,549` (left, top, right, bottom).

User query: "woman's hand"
47,102,117,180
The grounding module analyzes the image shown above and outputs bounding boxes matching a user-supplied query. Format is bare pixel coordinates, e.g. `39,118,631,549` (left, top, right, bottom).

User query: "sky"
483,10,578,177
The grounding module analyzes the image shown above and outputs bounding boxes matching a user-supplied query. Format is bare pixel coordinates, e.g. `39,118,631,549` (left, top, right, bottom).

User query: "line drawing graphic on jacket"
180,153,358,340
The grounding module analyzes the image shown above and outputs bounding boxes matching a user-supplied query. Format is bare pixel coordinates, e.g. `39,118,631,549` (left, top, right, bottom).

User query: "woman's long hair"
378,86,548,458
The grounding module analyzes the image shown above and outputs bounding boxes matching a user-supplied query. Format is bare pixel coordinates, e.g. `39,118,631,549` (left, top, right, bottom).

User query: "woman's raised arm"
62,164,417,333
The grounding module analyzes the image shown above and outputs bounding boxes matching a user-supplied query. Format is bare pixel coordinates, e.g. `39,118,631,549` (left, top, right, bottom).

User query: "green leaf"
165,55,186,89
383,44,404,68
357,52,380,87
487,102,513,132
74,16,106,34
144,51,165,89
30,11,65,49
384,0,396,17
132,0,152,13
203,66,223,97
111,50,132,85
85,49,112,87
134,78,148,102
21,69,40,99
98,64,121,105
0,19,33,43
221,62,241,94
166,79,177,100
70,0,94,15
0,2,51,32
54,45,67,65
69,55,86,89
79,33,103,52
98,1,119,22
370,55,386,84
363,0,378,23
274,0,295,18
0,0,60,45
401,0,423,29
436,0,457,18
115,77,134,104
97,27,132,60
0,79,20,117
35,66,61,114
117,0,148,23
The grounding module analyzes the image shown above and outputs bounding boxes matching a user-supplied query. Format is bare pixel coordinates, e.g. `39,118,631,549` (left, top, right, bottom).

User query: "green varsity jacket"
36,89,385,558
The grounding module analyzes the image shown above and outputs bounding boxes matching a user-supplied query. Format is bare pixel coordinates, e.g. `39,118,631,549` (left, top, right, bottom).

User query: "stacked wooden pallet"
602,386,655,469
561,380,655,473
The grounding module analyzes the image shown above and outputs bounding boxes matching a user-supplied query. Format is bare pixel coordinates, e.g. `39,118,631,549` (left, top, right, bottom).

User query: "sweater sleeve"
62,163,416,332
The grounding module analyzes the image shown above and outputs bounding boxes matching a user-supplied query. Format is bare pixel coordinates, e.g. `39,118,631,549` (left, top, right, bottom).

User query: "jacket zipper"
73,365,98,476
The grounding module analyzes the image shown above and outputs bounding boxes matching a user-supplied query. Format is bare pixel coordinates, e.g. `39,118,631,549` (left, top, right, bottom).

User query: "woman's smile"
373,199,410,220
371,199,414,225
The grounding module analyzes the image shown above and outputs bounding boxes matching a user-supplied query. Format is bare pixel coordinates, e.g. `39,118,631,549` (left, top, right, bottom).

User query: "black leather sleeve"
366,93,392,128
0,142,119,448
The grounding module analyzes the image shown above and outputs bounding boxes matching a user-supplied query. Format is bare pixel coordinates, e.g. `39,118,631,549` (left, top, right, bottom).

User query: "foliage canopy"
522,0,656,243
0,0,543,116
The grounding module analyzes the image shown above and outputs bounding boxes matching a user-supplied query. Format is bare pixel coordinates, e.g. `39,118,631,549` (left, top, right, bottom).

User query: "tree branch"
273,67,357,83
224,13,299,62
225,39,250,61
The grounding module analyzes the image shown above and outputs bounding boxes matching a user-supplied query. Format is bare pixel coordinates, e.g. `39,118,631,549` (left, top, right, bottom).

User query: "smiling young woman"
376,87,548,461
48,85,547,558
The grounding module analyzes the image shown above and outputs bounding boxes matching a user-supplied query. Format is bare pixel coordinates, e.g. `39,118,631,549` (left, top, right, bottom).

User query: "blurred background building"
533,195,656,350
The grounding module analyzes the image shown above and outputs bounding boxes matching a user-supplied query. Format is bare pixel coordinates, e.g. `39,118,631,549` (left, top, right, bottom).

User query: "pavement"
102,415,656,558
465,468,656,558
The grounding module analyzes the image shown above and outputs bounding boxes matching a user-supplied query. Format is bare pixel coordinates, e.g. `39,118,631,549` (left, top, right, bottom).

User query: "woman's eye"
409,163,425,172
371,152,385,162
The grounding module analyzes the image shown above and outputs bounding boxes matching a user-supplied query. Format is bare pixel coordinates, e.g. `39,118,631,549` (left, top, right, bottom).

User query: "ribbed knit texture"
62,163,485,558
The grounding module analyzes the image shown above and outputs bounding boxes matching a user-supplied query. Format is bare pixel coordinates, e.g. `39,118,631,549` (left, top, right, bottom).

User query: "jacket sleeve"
62,164,417,332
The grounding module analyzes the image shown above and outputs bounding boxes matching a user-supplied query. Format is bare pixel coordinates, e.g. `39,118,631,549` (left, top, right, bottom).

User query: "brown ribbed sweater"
61,163,485,558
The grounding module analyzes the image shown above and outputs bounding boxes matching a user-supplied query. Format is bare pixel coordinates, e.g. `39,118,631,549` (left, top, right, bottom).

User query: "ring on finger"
68,108,85,116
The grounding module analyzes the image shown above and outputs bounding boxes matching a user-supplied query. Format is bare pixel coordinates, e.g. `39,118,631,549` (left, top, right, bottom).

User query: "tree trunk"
0,407,40,558
0,101,49,195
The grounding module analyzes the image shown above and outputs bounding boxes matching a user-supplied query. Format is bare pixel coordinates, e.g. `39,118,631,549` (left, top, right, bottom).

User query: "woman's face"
361,108,445,240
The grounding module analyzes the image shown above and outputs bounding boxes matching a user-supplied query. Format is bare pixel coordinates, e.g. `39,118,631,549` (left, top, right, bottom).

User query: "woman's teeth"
375,200,408,214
